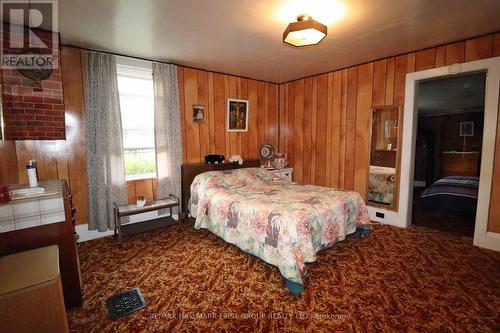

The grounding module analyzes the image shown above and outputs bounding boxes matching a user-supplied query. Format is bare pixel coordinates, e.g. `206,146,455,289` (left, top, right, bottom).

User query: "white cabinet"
270,168,293,181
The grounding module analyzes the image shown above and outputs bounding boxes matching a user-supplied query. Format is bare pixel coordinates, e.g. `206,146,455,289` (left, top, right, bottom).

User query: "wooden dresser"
442,152,480,177
0,180,82,308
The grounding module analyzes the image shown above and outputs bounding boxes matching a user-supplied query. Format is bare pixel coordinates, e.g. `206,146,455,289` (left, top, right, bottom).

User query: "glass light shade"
284,28,326,46
283,16,327,47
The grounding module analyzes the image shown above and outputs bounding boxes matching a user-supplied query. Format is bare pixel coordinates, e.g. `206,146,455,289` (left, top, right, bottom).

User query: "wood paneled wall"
178,67,279,163
279,32,500,233
127,178,157,204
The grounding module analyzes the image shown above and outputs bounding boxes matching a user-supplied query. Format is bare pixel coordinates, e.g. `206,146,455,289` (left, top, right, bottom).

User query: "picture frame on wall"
227,99,249,132
192,104,205,123
460,121,474,137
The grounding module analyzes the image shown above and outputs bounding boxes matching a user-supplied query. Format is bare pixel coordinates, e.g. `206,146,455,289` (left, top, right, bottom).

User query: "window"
116,58,156,180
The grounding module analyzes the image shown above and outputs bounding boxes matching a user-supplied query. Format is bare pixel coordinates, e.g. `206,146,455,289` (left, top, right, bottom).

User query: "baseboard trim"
75,224,114,243
75,213,180,243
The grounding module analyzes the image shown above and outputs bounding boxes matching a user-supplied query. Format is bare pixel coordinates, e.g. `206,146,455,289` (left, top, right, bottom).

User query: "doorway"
411,73,486,237
399,57,500,251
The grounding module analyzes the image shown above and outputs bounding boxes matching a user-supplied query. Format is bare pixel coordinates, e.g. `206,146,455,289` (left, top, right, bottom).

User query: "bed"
187,166,372,295
420,176,479,215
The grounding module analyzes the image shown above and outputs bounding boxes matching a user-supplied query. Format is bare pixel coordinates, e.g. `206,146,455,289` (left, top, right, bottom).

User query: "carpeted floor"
68,221,500,332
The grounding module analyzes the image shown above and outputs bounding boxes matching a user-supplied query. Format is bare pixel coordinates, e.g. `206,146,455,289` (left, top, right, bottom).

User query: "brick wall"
1,25,65,140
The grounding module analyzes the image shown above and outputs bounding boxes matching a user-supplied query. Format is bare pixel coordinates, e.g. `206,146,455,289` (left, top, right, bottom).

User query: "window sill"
126,173,157,182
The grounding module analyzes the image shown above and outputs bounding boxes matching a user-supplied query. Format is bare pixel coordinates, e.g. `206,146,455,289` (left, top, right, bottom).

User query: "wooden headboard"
180,159,261,218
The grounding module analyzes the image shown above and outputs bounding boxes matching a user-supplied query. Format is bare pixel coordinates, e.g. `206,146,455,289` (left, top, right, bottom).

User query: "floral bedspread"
189,168,371,292
368,166,396,205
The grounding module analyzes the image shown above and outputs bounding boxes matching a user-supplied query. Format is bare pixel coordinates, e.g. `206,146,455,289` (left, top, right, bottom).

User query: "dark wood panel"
315,75,328,186
338,69,348,189
302,77,313,184
415,48,436,71
354,63,373,198
0,141,19,185
442,152,480,177
61,46,88,226
344,67,358,190
435,46,446,67
493,33,500,56
329,71,342,188
372,60,387,106
445,41,466,65
465,35,493,62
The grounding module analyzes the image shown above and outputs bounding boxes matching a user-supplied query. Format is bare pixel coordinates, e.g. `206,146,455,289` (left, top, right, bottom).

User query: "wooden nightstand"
270,168,293,181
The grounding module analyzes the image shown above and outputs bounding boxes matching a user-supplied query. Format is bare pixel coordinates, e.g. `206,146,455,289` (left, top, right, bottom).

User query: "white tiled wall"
0,196,65,233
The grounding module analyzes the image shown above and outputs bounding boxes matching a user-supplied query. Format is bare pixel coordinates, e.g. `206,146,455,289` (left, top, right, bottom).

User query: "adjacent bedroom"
412,73,486,237
0,1,499,332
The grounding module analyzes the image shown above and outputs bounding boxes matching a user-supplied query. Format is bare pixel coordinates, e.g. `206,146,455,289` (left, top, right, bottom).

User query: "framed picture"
193,105,205,123
227,99,249,132
460,121,474,137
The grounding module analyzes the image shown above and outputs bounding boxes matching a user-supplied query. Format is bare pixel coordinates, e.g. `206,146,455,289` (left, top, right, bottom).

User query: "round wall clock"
259,143,276,168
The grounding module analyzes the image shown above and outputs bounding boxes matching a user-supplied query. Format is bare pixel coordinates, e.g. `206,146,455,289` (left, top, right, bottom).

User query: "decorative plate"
259,144,276,161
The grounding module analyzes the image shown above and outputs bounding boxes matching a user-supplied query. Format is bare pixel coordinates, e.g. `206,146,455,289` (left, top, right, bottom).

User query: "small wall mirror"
367,105,402,210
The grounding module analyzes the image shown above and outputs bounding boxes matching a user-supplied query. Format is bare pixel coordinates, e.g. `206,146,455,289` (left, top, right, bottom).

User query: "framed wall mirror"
367,105,403,211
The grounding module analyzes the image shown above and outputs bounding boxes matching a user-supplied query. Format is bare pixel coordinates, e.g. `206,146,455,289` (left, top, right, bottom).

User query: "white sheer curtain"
152,62,182,207
85,51,128,231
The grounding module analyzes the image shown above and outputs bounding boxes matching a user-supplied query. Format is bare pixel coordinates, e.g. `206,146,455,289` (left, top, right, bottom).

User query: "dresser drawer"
270,168,293,181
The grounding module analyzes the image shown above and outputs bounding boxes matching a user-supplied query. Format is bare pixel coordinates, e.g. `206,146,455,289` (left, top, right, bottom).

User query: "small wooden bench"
113,194,179,245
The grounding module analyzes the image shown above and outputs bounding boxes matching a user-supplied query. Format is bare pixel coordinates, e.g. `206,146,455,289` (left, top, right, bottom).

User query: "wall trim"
75,212,180,243
75,224,114,243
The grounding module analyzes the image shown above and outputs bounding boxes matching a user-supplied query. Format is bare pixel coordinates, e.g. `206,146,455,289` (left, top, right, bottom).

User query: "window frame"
115,56,157,182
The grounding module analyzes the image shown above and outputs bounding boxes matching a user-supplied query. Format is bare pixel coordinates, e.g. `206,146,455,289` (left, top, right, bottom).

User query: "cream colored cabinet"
270,168,293,181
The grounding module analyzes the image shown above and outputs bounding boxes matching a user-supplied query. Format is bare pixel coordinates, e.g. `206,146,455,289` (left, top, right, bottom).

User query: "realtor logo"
1,0,58,69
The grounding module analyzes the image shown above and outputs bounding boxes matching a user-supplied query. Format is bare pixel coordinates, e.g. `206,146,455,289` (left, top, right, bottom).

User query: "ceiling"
56,0,500,83
417,72,486,116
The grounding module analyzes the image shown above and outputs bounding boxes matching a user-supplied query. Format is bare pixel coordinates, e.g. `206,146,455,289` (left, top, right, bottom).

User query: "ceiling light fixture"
283,14,327,47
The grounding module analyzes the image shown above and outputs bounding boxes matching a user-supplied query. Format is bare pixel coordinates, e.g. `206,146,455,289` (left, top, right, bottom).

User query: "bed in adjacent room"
187,167,372,295
420,176,479,215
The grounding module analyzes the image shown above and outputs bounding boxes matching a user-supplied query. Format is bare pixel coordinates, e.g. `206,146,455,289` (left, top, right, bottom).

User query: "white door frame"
398,57,500,251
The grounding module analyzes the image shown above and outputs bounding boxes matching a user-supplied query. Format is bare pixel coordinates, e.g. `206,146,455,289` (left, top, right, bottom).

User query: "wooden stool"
0,245,69,333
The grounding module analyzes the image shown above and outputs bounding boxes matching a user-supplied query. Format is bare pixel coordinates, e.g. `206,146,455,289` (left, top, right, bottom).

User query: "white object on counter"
27,160,38,188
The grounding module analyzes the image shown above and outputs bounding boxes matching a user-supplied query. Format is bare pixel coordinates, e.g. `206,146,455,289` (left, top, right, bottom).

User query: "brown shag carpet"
68,221,500,332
